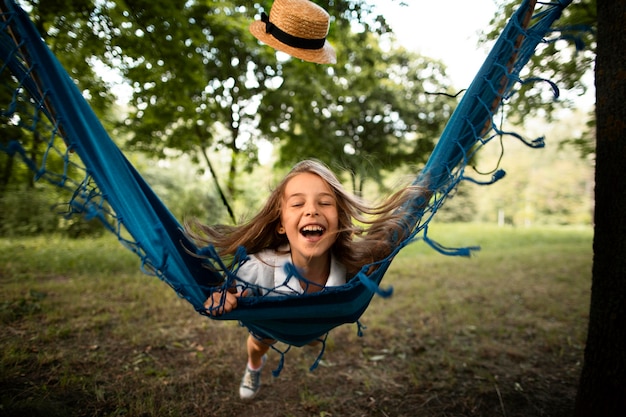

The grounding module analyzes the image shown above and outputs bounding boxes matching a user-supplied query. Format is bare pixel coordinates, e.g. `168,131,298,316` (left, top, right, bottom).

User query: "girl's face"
279,172,339,268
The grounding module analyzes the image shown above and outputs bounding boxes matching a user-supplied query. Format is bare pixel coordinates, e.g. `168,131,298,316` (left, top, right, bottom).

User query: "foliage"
20,0,118,125
0,128,39,190
8,0,454,205
0,187,59,235
103,1,273,201
258,36,455,194
0,186,104,237
481,0,597,158
1,0,595,233
134,153,233,225
471,113,594,227
270,1,455,193
434,185,476,223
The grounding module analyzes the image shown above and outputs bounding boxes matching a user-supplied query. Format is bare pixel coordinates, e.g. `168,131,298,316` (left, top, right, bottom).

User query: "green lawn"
0,223,592,417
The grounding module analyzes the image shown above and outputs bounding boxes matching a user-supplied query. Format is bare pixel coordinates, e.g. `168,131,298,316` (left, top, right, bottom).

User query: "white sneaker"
239,355,266,400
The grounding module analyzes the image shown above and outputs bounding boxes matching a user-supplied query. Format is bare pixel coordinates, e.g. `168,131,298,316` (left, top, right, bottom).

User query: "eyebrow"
285,192,335,199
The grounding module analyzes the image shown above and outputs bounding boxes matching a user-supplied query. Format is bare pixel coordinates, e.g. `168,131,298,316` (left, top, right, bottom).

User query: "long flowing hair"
185,159,426,276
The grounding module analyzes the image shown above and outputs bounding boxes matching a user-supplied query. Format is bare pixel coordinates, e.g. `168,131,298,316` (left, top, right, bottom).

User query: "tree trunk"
574,0,626,415
198,146,236,225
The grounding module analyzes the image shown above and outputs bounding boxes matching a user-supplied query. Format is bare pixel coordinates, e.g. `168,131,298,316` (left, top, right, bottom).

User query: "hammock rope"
1,0,574,355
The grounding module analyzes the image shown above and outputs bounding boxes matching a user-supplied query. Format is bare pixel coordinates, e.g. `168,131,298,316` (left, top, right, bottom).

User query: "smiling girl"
185,159,424,400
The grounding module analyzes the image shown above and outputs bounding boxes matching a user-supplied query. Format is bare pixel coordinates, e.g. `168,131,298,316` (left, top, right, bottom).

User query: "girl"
185,159,424,400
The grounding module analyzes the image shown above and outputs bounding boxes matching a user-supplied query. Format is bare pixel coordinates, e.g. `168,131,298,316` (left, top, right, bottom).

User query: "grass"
0,223,592,417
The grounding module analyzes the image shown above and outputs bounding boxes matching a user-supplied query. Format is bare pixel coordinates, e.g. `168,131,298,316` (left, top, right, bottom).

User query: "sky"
377,0,497,88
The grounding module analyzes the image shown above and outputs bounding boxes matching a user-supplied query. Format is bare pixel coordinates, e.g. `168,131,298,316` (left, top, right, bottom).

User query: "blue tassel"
309,333,328,372
463,169,507,186
270,344,290,377
356,320,367,337
356,269,393,298
423,227,480,257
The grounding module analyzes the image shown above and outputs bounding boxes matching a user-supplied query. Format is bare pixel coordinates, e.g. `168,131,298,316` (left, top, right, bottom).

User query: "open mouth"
300,225,325,238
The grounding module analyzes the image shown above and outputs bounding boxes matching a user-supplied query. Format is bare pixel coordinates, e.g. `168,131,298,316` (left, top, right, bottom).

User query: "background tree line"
1,0,594,235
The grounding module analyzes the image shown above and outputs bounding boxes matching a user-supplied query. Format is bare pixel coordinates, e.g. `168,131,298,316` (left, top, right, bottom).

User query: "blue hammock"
0,0,573,352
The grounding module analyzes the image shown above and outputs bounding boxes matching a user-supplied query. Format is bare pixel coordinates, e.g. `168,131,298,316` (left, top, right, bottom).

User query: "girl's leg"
246,334,273,368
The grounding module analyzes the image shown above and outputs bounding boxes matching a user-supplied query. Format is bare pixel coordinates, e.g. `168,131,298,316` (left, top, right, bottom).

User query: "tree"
76,2,435,198
24,0,117,124
482,0,597,158
99,0,273,221
1,0,118,192
483,0,596,117
257,8,454,195
7,0,455,209
574,0,626,414
94,0,453,199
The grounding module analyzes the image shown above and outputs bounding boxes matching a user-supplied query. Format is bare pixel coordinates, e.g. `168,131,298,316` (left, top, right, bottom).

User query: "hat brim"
249,21,336,65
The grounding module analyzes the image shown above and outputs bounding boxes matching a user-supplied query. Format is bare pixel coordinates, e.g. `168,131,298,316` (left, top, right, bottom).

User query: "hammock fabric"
1,0,573,355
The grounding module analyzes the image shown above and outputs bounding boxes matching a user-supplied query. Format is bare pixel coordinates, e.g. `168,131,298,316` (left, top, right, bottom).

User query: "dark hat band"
261,12,326,50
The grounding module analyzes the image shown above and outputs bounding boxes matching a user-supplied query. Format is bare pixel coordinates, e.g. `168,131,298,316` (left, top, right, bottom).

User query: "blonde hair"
185,159,426,276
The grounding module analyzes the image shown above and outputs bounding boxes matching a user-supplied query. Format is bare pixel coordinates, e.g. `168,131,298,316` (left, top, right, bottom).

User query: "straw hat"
249,0,336,64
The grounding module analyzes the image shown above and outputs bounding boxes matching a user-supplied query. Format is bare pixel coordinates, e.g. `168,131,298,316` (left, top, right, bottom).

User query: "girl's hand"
204,287,250,316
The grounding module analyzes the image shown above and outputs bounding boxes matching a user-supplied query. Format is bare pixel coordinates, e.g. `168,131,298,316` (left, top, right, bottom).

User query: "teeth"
301,225,324,232
301,225,324,235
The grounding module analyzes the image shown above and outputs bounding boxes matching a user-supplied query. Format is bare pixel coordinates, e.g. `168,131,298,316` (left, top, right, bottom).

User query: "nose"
305,203,319,216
